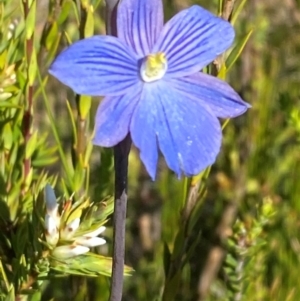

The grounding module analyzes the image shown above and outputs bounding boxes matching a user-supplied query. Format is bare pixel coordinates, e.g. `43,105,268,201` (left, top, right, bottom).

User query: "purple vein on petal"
167,73,251,118
49,36,139,96
94,83,143,147
131,81,222,179
117,0,163,57
153,6,235,77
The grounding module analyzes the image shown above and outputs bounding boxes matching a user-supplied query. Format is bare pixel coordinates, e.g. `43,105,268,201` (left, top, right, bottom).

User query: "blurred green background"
1,0,300,300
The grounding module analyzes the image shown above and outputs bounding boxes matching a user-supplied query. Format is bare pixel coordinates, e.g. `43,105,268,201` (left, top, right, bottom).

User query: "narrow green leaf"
162,270,181,301
84,140,93,167
32,155,58,167
171,228,185,260
71,1,80,26
45,22,58,51
58,1,73,25
218,0,224,16
37,70,74,182
231,0,248,26
226,29,253,72
5,285,15,301
50,254,133,277
0,51,7,69
79,95,92,120
45,32,62,66
73,164,85,192
25,1,36,39
28,291,41,301
163,241,171,277
66,100,77,145
24,167,33,188
28,48,37,85
25,130,38,159
84,6,94,37
3,123,13,150
16,70,27,91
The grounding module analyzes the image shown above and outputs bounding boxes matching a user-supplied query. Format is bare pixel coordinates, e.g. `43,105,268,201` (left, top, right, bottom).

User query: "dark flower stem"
111,135,131,301
105,1,131,300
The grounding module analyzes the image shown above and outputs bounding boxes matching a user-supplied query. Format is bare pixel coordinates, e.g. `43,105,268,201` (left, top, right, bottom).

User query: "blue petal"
117,0,163,57
130,81,222,179
49,36,139,96
168,73,251,118
130,85,159,180
153,5,235,77
93,83,143,147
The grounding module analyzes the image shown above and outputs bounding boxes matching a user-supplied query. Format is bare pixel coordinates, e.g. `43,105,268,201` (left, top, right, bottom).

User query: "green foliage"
0,0,117,299
220,198,276,301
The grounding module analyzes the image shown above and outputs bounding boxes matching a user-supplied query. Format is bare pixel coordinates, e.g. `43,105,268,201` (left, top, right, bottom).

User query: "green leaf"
171,228,185,260
45,22,58,51
45,32,62,66
3,123,13,150
84,140,93,167
65,198,89,226
231,0,248,26
84,5,94,37
162,270,181,301
25,1,36,39
28,48,37,85
37,70,74,183
0,51,7,70
57,1,72,25
27,291,41,301
217,63,227,80
78,95,92,120
7,182,22,222
50,253,133,277
218,0,224,16
32,156,58,167
163,241,171,277
25,130,38,159
14,18,25,40
73,163,86,192
71,1,80,26
226,29,253,72
90,197,114,222
5,285,15,301
16,70,27,91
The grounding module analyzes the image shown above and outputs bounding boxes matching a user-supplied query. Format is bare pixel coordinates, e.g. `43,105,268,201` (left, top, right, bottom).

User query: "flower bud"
45,214,59,246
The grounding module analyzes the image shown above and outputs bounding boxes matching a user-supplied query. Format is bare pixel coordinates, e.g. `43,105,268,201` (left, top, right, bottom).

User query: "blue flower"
49,0,250,180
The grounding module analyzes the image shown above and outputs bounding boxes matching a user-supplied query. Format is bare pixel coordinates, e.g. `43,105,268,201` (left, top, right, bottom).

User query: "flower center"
140,52,167,82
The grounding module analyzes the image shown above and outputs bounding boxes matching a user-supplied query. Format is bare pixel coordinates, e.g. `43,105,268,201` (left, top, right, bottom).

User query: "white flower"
83,226,106,237
43,185,107,259
75,226,107,247
45,214,59,246
75,236,106,248
44,184,60,246
60,218,80,240
52,245,90,259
